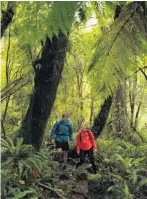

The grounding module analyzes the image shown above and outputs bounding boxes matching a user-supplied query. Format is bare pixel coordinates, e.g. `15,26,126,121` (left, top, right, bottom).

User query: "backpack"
56,120,71,135
79,129,92,143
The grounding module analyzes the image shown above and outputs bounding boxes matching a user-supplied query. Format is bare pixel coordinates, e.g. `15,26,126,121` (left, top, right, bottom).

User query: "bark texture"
92,96,112,139
19,33,68,149
1,2,14,38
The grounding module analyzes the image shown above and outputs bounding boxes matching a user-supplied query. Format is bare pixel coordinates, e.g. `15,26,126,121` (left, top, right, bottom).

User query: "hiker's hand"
94,149,97,152
50,139,54,144
77,151,80,155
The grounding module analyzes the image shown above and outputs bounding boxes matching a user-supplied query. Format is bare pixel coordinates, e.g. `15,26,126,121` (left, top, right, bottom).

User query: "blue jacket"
50,120,73,142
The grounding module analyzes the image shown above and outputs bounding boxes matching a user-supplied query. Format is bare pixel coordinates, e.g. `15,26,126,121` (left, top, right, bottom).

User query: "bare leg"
63,151,68,165
57,148,63,163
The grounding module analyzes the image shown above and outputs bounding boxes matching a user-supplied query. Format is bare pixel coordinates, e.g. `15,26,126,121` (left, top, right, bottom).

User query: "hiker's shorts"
55,141,69,151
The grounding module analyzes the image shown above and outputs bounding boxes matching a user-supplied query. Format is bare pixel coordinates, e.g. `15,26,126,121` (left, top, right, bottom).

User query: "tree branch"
131,125,147,143
139,67,147,81
27,45,33,61
36,182,68,199
1,81,31,102
1,70,32,94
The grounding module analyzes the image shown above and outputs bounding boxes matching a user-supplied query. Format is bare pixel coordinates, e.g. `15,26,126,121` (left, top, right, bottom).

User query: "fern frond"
9,189,38,199
89,2,147,97
137,178,147,191
15,138,24,156
15,1,83,45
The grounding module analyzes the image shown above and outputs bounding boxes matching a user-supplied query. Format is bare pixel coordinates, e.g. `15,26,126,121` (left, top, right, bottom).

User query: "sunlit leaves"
13,2,82,46
89,2,147,98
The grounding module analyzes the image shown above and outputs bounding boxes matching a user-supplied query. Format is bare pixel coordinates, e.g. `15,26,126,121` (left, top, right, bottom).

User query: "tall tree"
16,2,83,149
18,33,68,150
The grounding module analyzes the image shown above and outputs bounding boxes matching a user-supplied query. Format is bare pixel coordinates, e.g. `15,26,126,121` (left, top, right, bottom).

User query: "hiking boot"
59,160,62,164
93,170,97,174
62,165,67,170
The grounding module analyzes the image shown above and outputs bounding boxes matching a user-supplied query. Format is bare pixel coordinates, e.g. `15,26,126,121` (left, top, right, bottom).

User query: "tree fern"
89,2,147,98
13,2,83,46
1,137,44,178
1,137,56,198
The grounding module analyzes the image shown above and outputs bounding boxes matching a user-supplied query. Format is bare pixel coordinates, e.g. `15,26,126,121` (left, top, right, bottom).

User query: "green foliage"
1,2,147,198
91,1,117,28
1,137,58,198
1,34,33,136
1,137,37,176
89,2,147,99
137,178,147,192
2,1,147,140
47,28,102,132
13,2,83,46
94,139,147,198
107,183,133,199
7,188,38,199
35,147,56,182
118,141,147,158
88,173,102,181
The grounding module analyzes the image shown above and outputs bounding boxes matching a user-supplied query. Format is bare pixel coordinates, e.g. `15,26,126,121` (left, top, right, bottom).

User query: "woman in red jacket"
76,122,97,174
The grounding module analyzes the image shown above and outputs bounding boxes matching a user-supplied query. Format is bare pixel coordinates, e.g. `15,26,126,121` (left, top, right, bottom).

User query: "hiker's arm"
90,132,97,150
50,122,57,140
69,124,73,141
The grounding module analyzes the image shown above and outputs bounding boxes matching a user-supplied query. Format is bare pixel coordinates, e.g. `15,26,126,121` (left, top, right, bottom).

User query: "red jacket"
76,130,97,152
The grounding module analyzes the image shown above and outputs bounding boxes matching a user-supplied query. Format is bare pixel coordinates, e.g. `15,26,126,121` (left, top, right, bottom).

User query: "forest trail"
2,2,147,199
41,161,101,199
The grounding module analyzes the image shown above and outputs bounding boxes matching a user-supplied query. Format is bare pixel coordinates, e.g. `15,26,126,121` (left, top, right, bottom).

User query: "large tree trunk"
1,2,14,38
92,95,112,139
18,33,68,150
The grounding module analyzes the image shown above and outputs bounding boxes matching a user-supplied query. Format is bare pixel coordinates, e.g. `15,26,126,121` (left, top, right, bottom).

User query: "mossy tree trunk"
18,33,68,150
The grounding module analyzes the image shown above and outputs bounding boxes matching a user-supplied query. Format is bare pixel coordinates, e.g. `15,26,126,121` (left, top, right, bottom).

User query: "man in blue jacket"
50,112,73,170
